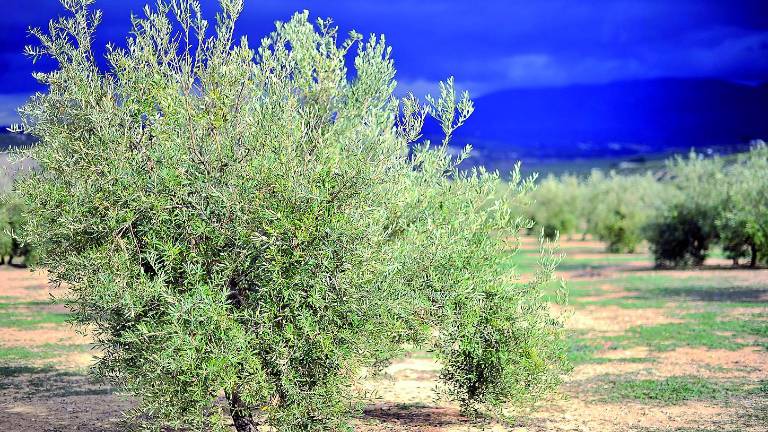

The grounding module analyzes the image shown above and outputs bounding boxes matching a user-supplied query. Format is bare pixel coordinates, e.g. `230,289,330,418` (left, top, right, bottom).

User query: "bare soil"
566,305,682,335
0,326,90,348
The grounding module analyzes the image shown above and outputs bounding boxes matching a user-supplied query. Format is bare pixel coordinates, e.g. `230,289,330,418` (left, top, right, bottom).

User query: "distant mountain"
423,78,768,169
5,78,767,173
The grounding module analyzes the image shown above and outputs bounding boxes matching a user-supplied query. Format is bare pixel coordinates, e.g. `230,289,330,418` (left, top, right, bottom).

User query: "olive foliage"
12,1,567,430
718,142,768,267
0,196,36,266
528,170,666,253
528,174,581,239
646,152,727,267
584,171,666,253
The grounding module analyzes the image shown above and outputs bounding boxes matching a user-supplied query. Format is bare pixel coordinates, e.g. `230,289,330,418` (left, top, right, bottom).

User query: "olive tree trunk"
227,390,257,432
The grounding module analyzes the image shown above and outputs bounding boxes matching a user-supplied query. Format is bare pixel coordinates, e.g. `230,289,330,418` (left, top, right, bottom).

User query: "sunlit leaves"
13,1,567,430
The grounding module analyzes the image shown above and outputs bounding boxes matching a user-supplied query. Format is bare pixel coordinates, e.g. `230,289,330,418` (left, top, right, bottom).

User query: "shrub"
719,141,768,267
529,174,583,239
12,1,567,430
0,196,36,266
646,152,725,267
585,171,665,253
718,215,756,266
646,203,713,267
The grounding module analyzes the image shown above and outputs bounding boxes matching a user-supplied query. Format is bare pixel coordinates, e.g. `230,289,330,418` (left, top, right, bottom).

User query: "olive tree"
12,1,567,431
719,141,768,267
585,171,666,253
529,174,582,239
0,196,36,266
529,170,666,253
0,204,11,264
646,152,726,267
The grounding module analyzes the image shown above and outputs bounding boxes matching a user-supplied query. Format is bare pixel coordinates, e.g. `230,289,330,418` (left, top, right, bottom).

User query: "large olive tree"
13,1,567,430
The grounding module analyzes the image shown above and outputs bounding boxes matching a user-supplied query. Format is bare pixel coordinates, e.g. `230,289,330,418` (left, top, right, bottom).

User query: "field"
0,238,766,431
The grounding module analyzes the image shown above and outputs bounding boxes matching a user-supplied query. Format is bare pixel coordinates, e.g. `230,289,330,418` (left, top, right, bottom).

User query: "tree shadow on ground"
605,268,768,304
558,262,622,272
628,394,767,432
362,404,472,428
644,283,765,303
629,264,767,272
0,365,113,398
0,365,134,432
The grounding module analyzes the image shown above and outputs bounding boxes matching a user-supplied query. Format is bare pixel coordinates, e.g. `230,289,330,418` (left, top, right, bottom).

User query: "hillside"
423,78,768,171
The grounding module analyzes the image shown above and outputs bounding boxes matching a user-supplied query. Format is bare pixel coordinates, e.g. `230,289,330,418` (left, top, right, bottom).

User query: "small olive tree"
585,171,666,253
646,152,726,267
0,196,36,266
719,141,768,267
529,174,583,239
0,204,11,264
13,1,567,431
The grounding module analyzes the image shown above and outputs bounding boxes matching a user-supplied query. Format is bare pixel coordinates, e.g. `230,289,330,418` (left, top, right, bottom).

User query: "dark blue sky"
1,0,767,124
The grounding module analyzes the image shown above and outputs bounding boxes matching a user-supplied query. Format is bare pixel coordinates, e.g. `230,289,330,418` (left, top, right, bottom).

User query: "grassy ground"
0,239,766,431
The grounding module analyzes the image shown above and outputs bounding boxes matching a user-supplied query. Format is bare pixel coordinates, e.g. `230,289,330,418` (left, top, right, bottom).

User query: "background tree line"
528,141,768,268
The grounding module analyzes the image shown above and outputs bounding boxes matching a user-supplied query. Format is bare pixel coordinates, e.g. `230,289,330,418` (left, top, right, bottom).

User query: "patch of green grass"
0,346,57,362
506,241,649,275
575,296,669,309
0,309,70,329
595,356,651,364
0,297,68,329
0,300,54,309
541,279,602,303
684,311,767,331
561,280,605,296
501,252,541,275
557,254,649,272
565,334,646,365
619,322,741,350
567,338,604,365
597,375,744,404
573,272,768,309
0,344,92,363
700,364,749,374
607,312,768,351
567,334,657,365
619,274,695,292
40,343,93,353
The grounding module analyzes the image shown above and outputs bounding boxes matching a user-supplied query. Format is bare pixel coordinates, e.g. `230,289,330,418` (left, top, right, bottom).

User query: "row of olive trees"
649,143,768,267
529,171,666,253
529,142,768,267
